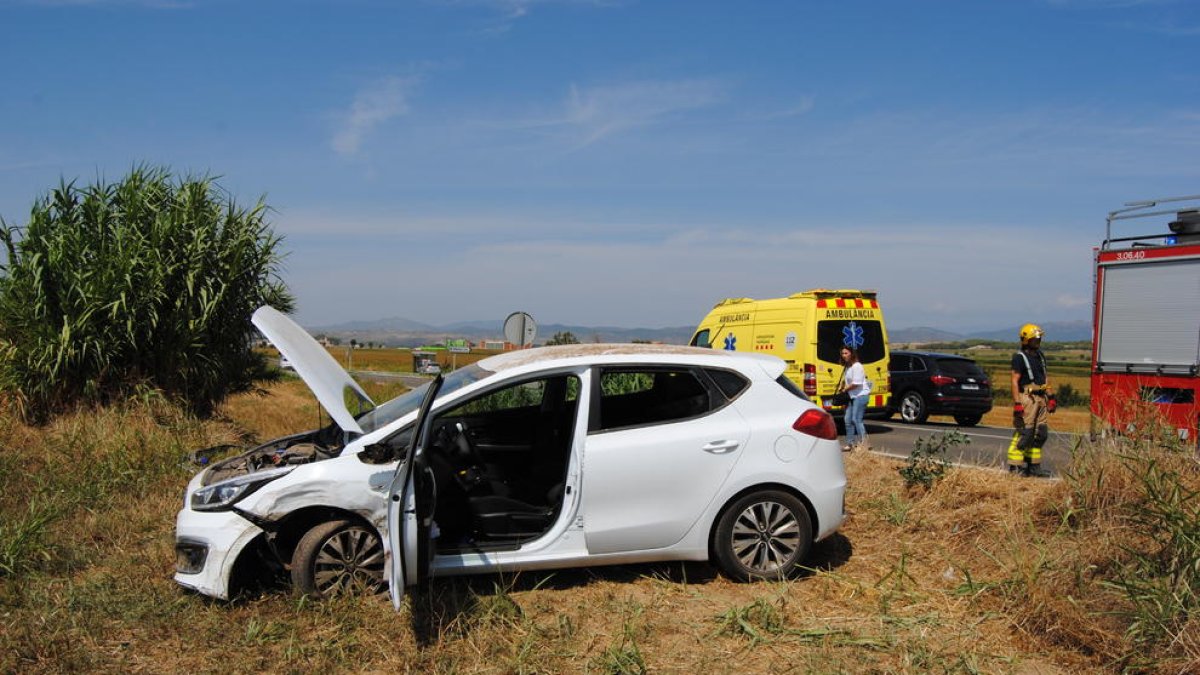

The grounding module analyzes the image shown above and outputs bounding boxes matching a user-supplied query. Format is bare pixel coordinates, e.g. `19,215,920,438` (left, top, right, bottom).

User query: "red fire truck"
1091,195,1200,447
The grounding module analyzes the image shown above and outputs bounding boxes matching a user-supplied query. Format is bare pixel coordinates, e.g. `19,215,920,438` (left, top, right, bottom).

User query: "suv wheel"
899,391,929,424
953,413,982,427
712,490,812,582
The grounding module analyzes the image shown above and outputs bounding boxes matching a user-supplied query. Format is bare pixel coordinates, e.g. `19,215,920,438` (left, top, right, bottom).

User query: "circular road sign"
503,312,537,347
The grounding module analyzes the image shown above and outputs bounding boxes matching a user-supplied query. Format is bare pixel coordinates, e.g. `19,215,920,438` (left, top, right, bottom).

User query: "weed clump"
898,431,963,490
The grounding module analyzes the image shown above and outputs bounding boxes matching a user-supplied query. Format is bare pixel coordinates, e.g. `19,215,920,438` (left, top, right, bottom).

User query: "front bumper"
173,506,263,600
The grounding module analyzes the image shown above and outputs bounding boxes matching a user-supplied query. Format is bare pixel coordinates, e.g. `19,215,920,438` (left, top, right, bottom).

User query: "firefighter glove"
1012,403,1024,427
1047,394,1057,414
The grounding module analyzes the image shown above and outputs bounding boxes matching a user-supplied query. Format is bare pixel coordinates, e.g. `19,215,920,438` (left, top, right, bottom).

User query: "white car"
174,306,847,605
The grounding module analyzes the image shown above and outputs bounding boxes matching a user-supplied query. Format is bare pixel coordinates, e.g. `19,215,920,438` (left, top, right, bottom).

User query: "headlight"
190,466,294,512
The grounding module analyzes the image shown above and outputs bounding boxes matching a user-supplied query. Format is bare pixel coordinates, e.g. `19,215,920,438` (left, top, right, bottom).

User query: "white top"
843,362,872,398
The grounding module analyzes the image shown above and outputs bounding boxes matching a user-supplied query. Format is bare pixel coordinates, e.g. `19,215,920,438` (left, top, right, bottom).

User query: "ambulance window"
817,320,886,363
691,329,711,348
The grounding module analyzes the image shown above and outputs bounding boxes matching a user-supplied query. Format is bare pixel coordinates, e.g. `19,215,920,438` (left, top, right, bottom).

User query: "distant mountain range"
308,317,1092,347
889,320,1091,343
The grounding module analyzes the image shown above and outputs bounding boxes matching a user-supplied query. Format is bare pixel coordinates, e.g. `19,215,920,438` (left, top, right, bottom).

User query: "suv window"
594,367,715,431
936,358,984,379
817,320,886,363
891,354,913,371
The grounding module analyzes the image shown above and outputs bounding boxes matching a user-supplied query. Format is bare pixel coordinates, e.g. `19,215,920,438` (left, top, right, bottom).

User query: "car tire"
292,519,386,598
712,490,812,582
898,391,929,424
953,413,982,427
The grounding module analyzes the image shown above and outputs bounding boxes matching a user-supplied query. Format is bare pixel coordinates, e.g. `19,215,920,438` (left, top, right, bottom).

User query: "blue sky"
2,0,1198,333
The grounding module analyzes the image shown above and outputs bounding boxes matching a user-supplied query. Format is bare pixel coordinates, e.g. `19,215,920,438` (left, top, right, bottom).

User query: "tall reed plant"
0,166,293,421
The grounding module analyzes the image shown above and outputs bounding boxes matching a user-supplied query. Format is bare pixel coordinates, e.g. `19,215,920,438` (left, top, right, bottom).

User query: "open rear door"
386,374,442,610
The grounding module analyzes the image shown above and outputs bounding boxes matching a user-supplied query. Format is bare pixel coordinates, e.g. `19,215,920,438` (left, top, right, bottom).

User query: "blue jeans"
844,395,868,446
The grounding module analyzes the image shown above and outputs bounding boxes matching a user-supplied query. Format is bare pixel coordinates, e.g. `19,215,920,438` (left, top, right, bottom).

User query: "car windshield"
355,363,492,435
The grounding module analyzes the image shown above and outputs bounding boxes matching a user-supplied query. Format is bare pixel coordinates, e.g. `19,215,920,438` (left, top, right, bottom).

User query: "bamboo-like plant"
0,166,293,422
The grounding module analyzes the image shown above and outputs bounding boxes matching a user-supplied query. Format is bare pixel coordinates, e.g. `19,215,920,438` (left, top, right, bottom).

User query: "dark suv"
887,351,993,426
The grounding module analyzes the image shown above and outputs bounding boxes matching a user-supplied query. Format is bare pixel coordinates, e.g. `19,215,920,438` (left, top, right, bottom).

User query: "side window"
704,368,750,400
452,379,546,416
594,368,715,432
690,329,711,348
912,357,927,372
891,355,910,372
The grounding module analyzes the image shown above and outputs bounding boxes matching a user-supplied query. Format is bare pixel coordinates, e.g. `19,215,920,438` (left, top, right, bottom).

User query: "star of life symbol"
723,333,737,350
842,321,865,350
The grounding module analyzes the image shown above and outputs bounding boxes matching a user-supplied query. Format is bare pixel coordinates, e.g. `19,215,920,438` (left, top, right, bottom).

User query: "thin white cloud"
332,76,419,157
756,97,816,121
508,80,725,148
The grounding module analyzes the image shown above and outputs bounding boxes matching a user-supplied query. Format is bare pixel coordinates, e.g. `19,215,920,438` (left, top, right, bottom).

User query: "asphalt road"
861,418,1080,476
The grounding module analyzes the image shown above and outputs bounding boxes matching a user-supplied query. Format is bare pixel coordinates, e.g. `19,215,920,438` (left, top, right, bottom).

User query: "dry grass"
1,380,1197,673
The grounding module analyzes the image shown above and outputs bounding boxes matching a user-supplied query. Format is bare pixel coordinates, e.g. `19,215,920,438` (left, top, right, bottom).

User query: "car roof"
476,343,783,376
891,350,977,361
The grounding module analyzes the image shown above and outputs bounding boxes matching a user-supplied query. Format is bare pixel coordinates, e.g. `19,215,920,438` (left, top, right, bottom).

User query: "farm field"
2,376,1196,673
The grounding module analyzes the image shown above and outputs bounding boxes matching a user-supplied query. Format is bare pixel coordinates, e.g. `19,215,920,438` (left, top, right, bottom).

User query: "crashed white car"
174,306,847,605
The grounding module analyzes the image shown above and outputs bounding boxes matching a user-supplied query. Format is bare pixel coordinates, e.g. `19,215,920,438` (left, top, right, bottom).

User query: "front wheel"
292,519,386,598
898,391,929,424
712,490,812,582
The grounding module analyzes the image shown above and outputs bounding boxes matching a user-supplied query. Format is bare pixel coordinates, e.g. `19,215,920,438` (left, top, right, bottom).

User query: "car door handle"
702,440,740,454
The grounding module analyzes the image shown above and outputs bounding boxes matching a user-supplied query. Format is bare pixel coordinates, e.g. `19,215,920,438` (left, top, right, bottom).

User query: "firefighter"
1007,323,1056,476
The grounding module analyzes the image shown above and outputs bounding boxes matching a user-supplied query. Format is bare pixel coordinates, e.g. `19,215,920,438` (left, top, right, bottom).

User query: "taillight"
803,363,817,396
793,409,837,440
930,375,955,387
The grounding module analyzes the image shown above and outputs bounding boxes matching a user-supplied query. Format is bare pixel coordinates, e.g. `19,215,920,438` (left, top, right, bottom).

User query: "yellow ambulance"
689,289,891,413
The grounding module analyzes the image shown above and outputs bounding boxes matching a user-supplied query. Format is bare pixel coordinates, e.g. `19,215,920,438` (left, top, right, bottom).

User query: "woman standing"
840,346,871,450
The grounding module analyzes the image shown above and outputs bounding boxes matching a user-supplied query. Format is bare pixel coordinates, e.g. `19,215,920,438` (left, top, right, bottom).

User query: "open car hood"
252,305,374,435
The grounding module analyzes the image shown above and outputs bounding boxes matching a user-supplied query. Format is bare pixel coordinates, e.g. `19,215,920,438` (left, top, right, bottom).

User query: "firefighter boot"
1024,459,1050,478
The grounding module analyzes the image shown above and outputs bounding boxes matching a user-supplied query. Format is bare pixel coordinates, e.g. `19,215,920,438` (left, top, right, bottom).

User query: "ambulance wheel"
954,414,982,427
898,391,929,424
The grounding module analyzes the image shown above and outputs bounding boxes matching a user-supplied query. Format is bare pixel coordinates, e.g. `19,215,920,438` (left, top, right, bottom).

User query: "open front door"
386,374,443,610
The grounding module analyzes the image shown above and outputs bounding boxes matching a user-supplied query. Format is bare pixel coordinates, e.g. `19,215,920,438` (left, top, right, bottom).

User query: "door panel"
582,404,748,554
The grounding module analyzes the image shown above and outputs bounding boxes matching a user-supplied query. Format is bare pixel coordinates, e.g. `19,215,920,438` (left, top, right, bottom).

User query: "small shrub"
898,431,964,490
1056,383,1087,408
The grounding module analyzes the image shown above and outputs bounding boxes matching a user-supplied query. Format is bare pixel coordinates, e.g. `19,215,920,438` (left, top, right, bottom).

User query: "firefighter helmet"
1019,323,1044,344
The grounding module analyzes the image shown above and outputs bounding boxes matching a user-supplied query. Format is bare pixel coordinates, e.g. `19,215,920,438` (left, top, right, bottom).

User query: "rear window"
775,375,810,401
936,358,985,379
817,320,886,363
705,368,749,400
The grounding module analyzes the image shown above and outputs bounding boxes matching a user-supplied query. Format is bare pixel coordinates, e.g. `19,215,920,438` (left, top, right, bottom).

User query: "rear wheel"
712,490,812,582
292,519,386,598
954,413,982,427
898,391,929,424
